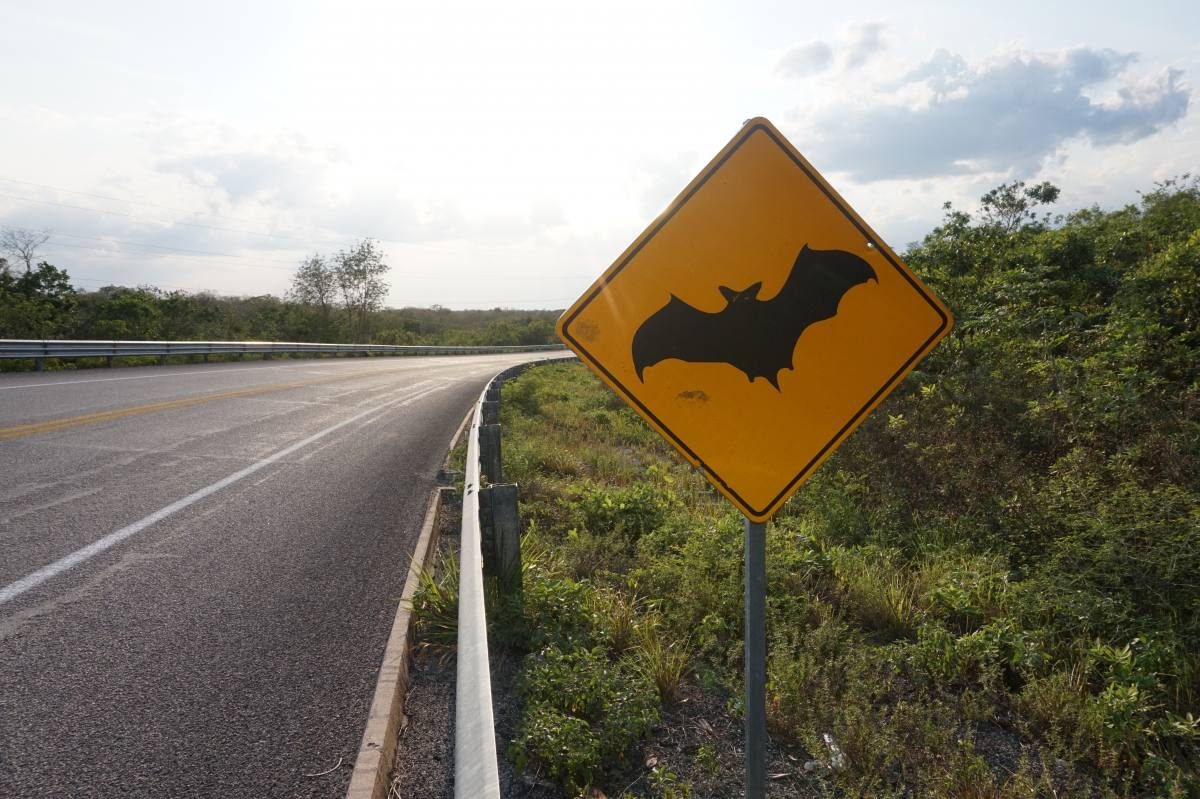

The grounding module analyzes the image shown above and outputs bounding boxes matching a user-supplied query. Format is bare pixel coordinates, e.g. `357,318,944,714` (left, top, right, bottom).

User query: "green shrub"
564,476,674,549
510,705,601,794
633,512,745,666
513,645,660,793
521,565,595,652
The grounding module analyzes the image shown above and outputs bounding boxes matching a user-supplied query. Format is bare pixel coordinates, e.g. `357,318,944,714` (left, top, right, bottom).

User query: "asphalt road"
0,353,550,798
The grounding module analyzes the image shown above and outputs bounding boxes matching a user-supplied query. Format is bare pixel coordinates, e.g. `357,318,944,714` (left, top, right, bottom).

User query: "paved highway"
0,354,548,798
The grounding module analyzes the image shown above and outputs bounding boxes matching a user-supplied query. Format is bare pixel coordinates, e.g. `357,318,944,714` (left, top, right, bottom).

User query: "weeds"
409,552,459,660
630,618,690,704
494,183,1200,799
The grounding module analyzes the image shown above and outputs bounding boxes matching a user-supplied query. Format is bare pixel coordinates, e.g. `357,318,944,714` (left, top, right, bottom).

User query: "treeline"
0,238,560,347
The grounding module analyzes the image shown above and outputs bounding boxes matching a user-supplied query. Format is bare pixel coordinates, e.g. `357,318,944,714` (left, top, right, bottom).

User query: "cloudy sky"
0,0,1195,309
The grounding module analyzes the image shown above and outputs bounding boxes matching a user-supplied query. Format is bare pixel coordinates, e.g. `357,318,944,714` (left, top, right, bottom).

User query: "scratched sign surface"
557,117,952,521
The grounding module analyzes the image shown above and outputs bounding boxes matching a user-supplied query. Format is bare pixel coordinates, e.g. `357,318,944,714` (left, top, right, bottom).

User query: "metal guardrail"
0,339,563,369
456,372,505,799
454,355,573,799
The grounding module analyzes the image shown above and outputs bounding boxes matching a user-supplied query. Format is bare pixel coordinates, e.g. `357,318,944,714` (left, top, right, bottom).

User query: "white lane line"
0,381,450,605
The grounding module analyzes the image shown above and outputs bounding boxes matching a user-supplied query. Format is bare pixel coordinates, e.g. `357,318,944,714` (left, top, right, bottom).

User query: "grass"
409,552,459,660
630,620,690,704
481,361,1199,798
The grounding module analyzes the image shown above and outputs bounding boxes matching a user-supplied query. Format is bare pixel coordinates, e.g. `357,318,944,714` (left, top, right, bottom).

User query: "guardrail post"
491,484,521,592
479,424,502,484
478,487,497,576
478,483,520,591
482,400,499,425
158,354,167,366
35,357,44,373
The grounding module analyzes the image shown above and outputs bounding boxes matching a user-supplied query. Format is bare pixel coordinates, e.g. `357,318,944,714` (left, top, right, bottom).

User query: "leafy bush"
512,645,660,793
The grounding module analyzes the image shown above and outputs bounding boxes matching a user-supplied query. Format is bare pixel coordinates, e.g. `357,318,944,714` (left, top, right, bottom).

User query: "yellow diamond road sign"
556,117,953,522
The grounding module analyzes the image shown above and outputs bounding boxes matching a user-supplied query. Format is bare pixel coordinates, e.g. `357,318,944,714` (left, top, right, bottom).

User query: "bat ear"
720,282,763,302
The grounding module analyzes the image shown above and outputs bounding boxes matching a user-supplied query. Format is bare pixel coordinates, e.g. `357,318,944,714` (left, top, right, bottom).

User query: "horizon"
1,1,1196,310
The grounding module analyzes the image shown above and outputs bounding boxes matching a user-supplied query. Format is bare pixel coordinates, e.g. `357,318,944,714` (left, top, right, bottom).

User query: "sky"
0,0,1196,309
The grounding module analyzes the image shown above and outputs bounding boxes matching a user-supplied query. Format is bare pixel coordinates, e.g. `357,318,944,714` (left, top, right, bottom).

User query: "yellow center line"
0,366,425,442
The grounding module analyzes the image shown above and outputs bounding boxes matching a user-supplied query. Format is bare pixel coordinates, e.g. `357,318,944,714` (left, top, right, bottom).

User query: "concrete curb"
345,484,453,799
444,405,474,472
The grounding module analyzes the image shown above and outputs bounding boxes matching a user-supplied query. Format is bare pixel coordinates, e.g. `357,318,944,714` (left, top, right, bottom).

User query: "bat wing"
775,245,877,328
631,246,876,387
633,295,735,381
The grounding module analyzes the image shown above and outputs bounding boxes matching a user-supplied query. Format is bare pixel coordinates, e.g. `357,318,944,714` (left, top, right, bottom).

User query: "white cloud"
841,22,887,70
796,46,1190,180
777,41,834,78
777,21,888,79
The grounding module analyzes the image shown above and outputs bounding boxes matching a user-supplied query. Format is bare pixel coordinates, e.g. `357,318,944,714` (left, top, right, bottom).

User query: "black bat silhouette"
631,245,877,389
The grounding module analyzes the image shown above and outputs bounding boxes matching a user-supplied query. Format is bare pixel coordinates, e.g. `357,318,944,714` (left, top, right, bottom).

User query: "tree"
0,261,76,337
0,228,51,275
288,253,339,340
83,287,162,339
978,180,1060,232
332,239,390,341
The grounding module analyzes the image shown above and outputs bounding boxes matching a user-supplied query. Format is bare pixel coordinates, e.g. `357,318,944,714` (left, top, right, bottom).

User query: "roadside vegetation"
415,178,1199,797
0,236,559,371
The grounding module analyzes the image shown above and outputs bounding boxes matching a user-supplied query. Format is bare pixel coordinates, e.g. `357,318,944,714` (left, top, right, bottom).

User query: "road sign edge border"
557,118,952,520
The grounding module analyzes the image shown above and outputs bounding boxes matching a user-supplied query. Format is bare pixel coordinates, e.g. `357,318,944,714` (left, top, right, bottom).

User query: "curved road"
0,353,548,798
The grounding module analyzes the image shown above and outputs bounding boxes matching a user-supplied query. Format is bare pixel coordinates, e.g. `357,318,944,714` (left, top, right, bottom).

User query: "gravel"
389,499,460,799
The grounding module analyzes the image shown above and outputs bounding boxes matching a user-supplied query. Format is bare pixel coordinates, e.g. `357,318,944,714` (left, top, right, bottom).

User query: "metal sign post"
744,517,767,799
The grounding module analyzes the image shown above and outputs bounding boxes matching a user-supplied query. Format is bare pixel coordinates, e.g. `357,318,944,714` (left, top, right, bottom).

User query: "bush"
513,645,660,793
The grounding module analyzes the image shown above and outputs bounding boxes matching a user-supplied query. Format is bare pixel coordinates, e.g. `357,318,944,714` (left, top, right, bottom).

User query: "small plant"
589,588,641,655
691,744,720,776
521,567,596,652
828,545,932,640
409,552,459,659
647,763,692,798
631,619,689,703
564,479,673,550
510,705,601,795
